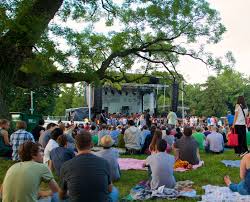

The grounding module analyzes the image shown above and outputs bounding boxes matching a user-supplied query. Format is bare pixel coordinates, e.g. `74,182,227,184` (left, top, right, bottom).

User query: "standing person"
10,121,35,161
0,119,12,158
31,119,45,142
1,142,60,202
232,96,249,156
226,111,235,127
145,110,151,128
59,131,119,202
167,111,177,129
100,110,108,124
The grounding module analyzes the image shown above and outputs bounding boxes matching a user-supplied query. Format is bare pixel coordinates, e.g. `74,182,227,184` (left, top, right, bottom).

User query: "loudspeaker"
93,87,102,114
171,82,179,112
149,76,159,84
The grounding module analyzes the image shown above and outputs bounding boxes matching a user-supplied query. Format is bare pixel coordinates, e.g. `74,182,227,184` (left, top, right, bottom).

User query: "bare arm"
240,157,247,180
108,184,112,193
2,130,10,145
196,148,200,161
232,105,239,128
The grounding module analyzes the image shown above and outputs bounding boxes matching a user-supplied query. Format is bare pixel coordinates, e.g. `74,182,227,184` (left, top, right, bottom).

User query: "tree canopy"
0,0,233,117
185,69,250,117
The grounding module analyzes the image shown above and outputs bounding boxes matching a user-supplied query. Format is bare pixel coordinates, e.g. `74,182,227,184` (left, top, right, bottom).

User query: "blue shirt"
227,114,235,125
50,147,75,176
110,130,120,145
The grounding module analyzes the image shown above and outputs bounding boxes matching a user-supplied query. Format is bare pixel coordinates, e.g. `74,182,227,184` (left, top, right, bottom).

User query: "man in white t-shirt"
44,128,63,168
167,111,177,128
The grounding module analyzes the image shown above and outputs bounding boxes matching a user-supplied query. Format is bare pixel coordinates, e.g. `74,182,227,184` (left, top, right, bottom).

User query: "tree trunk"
0,68,15,119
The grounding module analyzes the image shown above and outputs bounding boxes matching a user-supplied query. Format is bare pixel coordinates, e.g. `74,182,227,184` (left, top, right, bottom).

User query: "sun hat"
100,135,114,148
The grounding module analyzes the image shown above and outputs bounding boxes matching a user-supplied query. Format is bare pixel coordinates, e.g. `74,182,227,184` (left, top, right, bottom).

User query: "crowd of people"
0,96,250,201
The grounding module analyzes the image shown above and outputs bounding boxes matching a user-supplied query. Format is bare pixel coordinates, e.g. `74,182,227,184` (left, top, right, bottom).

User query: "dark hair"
157,139,167,152
128,120,135,126
142,125,148,130
176,127,181,133
75,130,92,150
204,127,208,131
19,142,41,161
51,128,63,140
38,119,45,125
184,127,192,137
57,135,68,147
237,96,247,109
91,125,96,130
46,123,57,130
16,121,27,130
101,124,107,129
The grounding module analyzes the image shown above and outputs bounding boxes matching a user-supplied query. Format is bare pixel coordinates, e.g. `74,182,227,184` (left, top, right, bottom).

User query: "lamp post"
182,81,185,126
25,91,34,114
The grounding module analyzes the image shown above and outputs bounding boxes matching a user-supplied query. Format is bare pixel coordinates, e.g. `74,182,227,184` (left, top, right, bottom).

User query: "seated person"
124,120,142,153
205,126,224,153
98,124,110,146
50,135,75,176
141,125,157,154
59,130,119,202
192,126,205,150
95,135,120,182
162,128,175,151
143,139,176,190
89,125,99,145
175,127,183,140
110,126,120,146
0,119,12,158
174,127,200,165
224,153,250,195
1,142,59,202
149,129,162,154
44,128,63,167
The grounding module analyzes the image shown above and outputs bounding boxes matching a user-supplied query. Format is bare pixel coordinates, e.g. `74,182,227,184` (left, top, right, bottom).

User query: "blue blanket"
221,160,241,168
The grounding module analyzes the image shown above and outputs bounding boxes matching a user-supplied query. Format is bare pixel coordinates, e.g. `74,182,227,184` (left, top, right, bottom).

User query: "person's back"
110,129,120,145
60,153,111,202
2,142,58,202
39,129,51,148
206,131,224,153
124,124,141,150
175,131,199,165
192,132,205,150
95,148,120,182
10,121,34,161
3,161,53,202
31,119,45,142
145,139,176,190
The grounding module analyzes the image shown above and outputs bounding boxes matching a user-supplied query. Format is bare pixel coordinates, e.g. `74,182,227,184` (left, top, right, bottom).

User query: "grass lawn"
0,149,240,201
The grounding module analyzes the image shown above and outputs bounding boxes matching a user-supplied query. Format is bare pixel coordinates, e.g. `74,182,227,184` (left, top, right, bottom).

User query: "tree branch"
14,70,94,88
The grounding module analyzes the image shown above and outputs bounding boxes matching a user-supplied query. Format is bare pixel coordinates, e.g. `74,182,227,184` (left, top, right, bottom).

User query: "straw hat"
100,135,114,148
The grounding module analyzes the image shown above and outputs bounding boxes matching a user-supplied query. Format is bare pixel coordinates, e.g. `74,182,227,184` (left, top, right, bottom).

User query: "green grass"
0,150,241,201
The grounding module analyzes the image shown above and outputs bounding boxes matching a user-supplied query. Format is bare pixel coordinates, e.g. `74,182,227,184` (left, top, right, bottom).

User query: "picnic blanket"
118,158,146,170
118,158,204,171
221,160,241,168
122,180,198,201
199,185,250,202
174,161,204,172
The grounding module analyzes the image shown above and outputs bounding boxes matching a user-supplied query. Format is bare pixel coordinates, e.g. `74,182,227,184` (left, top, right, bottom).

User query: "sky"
177,0,250,84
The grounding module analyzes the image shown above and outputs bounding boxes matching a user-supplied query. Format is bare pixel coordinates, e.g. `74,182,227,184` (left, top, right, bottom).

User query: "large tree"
0,0,233,118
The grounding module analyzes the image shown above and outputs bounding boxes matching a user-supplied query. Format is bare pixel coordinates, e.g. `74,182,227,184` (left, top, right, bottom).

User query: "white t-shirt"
43,139,59,164
167,112,177,125
235,104,248,125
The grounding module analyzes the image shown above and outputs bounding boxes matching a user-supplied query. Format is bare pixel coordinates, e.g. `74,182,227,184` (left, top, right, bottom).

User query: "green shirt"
2,161,53,202
192,132,205,150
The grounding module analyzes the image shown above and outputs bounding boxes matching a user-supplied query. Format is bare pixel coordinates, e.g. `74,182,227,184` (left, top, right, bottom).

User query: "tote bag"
228,129,238,147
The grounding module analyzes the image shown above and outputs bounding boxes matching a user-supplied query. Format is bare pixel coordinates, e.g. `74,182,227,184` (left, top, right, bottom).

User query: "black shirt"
60,153,111,202
31,125,45,141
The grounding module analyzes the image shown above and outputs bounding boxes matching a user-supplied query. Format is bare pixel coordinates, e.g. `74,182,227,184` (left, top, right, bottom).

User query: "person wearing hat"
95,135,121,182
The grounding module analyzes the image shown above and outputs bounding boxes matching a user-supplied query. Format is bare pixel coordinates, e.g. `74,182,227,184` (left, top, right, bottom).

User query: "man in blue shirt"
227,111,234,127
